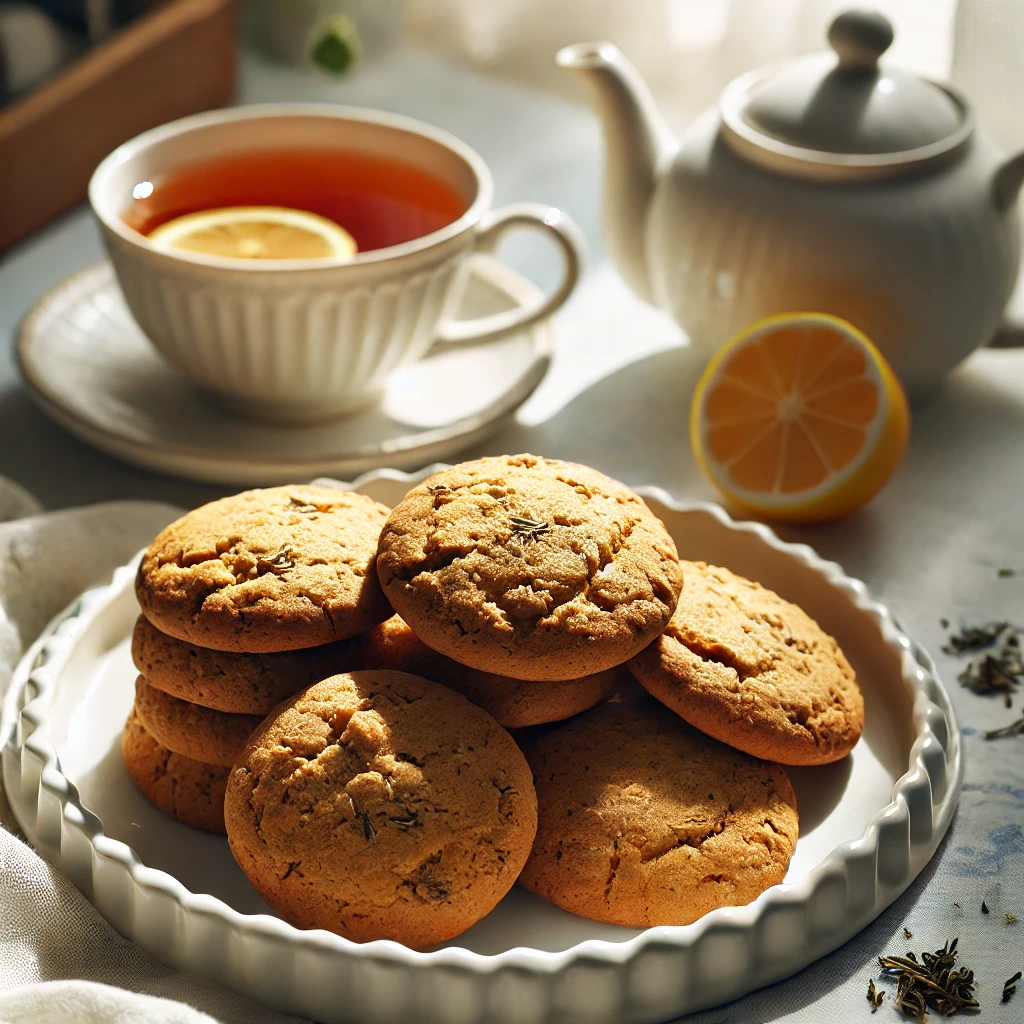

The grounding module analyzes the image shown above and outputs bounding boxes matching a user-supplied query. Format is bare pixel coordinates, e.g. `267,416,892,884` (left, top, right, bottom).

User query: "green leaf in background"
309,13,362,75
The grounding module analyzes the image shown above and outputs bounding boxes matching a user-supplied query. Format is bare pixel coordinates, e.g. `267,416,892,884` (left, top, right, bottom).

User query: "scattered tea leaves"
944,622,1009,654
904,927,913,939
878,937,979,1017
959,648,1023,700
998,568,1016,578
941,618,950,629
867,977,885,1013
1008,912,1018,924
953,902,961,909
1004,971,1022,1002
982,901,990,914
984,716,1024,740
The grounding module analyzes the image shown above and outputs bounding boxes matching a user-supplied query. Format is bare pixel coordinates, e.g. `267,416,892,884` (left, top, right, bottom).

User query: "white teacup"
89,104,583,423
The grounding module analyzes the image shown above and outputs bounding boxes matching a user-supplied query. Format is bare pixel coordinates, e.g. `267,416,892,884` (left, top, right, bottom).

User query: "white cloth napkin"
0,478,307,1024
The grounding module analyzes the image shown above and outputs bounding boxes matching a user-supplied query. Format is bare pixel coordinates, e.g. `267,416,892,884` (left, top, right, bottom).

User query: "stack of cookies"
126,485,394,834
123,454,864,948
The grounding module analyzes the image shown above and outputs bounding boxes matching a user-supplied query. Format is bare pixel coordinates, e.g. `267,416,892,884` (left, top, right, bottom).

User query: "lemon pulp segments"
690,312,910,523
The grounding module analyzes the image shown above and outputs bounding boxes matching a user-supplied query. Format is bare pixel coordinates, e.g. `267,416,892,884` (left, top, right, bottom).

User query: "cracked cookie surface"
136,486,392,653
375,455,684,681
518,697,798,926
628,561,863,765
223,670,537,947
132,614,360,714
355,615,625,728
133,675,262,768
121,707,229,833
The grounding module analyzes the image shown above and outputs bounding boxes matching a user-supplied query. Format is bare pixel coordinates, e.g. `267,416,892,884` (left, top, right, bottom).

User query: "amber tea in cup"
90,105,582,422
124,147,469,252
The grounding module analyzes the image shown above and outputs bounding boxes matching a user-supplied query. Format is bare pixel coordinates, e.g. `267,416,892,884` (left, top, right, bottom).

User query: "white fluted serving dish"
1,467,961,1024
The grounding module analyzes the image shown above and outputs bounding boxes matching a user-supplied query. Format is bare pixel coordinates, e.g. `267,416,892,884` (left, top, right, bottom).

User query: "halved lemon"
691,312,910,523
147,206,357,261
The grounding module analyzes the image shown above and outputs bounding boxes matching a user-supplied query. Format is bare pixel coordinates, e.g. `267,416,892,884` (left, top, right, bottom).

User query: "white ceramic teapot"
558,9,1024,399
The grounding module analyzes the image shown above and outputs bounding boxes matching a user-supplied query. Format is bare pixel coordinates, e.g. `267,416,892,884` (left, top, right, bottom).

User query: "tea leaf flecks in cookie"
509,515,550,542
984,716,1024,740
878,937,979,1017
362,810,377,845
256,547,295,575
867,978,885,1013
944,622,1009,654
1004,971,1022,1002
287,497,320,513
426,484,450,494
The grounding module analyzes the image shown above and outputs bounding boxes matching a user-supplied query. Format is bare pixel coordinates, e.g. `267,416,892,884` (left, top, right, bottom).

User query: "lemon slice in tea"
147,206,357,260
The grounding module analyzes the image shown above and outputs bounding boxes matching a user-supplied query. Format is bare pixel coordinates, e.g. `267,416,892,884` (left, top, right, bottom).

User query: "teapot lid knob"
828,9,894,72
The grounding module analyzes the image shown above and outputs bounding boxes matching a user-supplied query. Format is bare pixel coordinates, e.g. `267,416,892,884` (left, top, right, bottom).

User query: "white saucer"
17,258,552,486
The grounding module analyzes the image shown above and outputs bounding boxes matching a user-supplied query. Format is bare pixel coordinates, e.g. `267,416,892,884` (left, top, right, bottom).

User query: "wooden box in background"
0,0,236,251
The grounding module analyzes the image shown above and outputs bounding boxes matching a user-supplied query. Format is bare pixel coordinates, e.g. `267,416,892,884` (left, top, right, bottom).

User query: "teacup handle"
432,203,584,347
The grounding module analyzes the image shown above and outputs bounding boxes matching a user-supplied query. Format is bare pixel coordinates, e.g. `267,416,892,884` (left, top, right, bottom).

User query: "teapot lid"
720,9,972,181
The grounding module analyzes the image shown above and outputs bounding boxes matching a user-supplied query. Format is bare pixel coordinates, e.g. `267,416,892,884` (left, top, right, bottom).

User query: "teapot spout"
557,41,676,303
993,149,1024,209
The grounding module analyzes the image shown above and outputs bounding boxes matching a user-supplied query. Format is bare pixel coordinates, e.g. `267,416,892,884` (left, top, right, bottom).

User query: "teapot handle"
989,149,1024,347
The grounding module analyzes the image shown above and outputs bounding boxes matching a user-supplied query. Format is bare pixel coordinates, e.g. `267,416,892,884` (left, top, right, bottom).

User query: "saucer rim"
17,257,553,485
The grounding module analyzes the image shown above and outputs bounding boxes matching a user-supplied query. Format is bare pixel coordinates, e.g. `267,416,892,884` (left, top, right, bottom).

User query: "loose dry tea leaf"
1004,971,1022,1002
867,977,885,1013
362,810,377,845
953,903,961,909
985,717,1024,740
998,568,1016,578
941,618,950,629
904,927,913,939
958,647,1023,700
1007,913,1018,924
982,901,990,914
509,515,550,541
256,547,294,575
944,622,1009,654
878,937,979,1017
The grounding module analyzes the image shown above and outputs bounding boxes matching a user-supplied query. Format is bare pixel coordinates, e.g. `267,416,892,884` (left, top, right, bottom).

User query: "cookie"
224,670,537,947
375,455,684,681
518,698,799,927
356,615,624,728
133,675,262,768
131,614,358,714
121,707,228,833
136,485,392,653
628,561,864,765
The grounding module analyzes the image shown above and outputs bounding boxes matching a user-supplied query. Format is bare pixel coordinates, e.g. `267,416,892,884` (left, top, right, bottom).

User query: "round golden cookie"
224,670,537,948
133,676,262,768
628,561,864,766
121,707,228,834
131,614,359,714
355,615,624,728
518,698,799,927
375,455,684,681
136,485,392,653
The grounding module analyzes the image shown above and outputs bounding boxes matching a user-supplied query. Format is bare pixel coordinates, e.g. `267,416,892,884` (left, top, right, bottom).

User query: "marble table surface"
1,44,1022,1023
